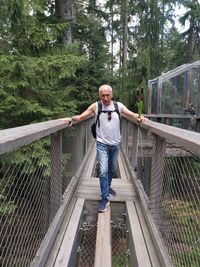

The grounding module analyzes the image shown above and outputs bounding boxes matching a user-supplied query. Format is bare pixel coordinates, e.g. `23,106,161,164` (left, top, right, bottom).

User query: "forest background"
0,0,200,129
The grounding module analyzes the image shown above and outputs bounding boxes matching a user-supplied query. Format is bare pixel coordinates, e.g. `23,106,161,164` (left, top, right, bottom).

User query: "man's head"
99,84,113,106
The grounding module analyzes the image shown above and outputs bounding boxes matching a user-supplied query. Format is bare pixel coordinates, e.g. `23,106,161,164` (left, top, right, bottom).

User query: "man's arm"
121,105,146,122
71,103,96,123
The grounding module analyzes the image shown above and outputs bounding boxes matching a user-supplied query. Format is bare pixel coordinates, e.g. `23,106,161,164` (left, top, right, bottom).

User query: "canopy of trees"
0,0,200,128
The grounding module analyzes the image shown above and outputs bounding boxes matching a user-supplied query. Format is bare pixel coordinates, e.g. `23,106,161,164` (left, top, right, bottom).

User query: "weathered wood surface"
75,178,136,201
122,115,200,154
94,206,112,267
144,114,200,119
0,119,70,155
126,200,152,267
133,200,162,267
54,198,85,267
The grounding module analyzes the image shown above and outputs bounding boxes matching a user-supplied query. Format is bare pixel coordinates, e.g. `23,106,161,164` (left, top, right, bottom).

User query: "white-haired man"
69,84,146,212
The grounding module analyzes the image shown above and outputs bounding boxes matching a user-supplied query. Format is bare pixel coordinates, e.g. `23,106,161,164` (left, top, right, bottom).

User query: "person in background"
184,103,196,130
68,84,147,212
184,103,195,116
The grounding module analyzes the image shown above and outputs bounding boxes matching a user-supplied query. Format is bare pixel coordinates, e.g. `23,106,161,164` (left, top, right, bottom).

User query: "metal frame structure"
147,60,200,116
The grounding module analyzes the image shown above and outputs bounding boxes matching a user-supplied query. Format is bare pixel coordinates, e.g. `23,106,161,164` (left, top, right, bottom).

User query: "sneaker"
98,198,110,213
109,187,116,196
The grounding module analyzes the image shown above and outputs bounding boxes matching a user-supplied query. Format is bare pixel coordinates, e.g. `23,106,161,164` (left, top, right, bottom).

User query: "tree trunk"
187,19,195,62
55,0,76,45
110,5,114,75
122,0,128,66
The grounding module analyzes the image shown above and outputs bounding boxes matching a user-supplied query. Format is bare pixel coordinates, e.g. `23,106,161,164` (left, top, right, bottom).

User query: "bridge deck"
44,144,162,267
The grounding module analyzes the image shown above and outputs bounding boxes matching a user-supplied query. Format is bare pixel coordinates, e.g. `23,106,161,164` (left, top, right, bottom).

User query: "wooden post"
156,79,162,114
196,67,200,115
149,134,166,225
196,67,200,132
147,81,152,114
131,124,139,172
50,131,63,221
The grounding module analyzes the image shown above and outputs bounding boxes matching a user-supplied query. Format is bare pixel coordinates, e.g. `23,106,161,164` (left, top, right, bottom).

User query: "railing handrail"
122,115,200,154
0,118,72,155
1,115,200,155
143,114,200,118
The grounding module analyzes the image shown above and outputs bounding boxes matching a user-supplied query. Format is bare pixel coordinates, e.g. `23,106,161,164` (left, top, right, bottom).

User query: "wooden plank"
30,177,79,267
0,117,95,155
54,198,85,267
75,178,136,201
119,150,132,179
94,206,112,267
81,143,96,177
126,200,152,267
44,198,77,267
144,114,200,119
134,200,161,267
118,151,127,180
122,116,200,154
80,178,133,187
76,193,135,202
0,119,71,155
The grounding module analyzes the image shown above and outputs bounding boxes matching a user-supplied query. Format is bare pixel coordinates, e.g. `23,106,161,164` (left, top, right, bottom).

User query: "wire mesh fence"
121,118,200,267
112,222,130,267
76,216,130,267
0,120,93,267
77,222,97,267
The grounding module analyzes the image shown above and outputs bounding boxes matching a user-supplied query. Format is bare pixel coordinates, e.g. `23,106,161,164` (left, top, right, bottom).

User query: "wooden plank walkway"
75,177,136,201
42,145,162,267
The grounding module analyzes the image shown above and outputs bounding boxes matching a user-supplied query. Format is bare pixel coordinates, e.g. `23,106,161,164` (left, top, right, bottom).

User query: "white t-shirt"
95,101,124,145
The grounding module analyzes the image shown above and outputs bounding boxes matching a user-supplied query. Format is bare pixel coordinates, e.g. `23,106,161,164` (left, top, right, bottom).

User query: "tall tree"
55,0,76,45
121,0,128,66
0,0,84,128
179,0,200,62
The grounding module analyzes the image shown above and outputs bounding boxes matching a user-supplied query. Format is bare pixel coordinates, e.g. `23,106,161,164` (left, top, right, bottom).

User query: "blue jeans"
96,141,120,199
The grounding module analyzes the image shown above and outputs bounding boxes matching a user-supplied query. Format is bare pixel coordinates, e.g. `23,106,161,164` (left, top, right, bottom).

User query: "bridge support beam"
149,135,166,225
50,131,63,222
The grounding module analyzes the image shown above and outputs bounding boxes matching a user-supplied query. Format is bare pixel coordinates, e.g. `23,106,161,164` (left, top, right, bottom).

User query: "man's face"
99,87,113,106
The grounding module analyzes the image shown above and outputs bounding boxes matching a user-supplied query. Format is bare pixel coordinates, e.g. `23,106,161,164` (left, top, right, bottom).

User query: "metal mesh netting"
77,221,130,267
77,223,97,267
129,124,200,267
0,121,92,267
112,222,130,267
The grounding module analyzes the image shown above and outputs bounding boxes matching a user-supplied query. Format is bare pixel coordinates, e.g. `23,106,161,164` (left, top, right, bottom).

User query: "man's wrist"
69,117,74,126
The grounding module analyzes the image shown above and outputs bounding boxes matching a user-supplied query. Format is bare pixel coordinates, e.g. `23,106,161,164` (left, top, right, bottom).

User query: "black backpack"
91,101,120,139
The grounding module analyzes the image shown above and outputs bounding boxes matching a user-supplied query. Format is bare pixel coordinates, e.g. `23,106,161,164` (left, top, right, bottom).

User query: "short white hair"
99,84,112,93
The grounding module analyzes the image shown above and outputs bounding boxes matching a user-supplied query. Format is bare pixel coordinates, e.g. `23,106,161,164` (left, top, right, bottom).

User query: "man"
69,84,146,212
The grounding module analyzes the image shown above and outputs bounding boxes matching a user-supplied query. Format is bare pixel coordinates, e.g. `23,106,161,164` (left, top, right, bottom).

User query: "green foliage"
164,199,200,267
0,53,85,128
179,0,200,62
0,194,16,216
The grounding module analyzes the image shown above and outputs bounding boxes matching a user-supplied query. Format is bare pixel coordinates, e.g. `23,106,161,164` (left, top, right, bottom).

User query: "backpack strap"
96,101,120,128
96,101,102,128
113,101,120,120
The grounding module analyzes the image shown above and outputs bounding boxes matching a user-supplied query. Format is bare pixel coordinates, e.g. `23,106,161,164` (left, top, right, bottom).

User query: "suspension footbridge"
0,61,200,267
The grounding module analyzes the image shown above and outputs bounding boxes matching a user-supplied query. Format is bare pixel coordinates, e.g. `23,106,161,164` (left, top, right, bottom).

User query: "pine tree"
179,0,200,62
